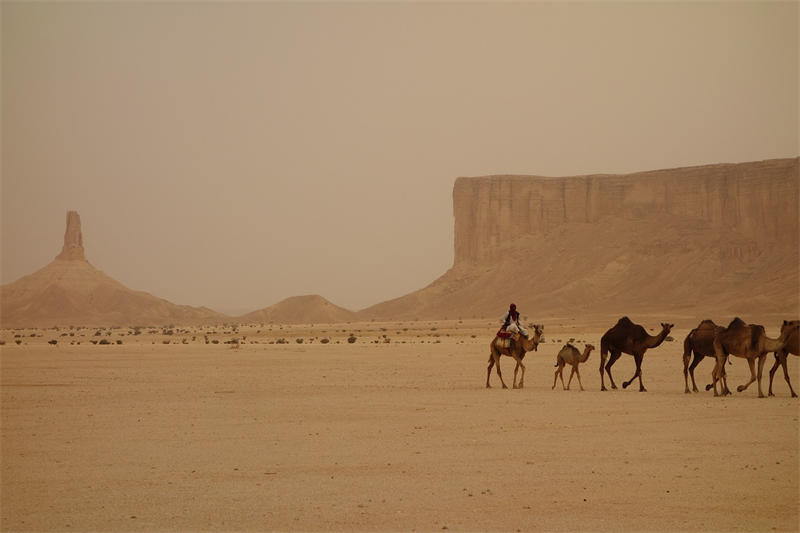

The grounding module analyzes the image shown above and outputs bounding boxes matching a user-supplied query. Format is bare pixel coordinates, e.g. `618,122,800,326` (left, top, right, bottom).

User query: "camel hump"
727,317,746,329
617,316,633,327
697,319,717,329
750,324,766,348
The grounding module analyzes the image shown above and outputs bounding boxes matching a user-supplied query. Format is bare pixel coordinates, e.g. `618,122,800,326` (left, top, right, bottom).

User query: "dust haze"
2,2,798,314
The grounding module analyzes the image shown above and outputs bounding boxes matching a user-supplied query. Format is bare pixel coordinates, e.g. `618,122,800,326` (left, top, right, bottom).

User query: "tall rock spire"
55,210,86,261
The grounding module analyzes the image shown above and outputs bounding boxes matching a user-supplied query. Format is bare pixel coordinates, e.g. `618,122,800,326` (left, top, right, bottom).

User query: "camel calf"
553,343,595,391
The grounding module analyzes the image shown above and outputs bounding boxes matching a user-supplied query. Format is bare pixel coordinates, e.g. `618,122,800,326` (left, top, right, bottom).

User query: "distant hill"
357,158,800,321
237,295,357,325
0,212,227,328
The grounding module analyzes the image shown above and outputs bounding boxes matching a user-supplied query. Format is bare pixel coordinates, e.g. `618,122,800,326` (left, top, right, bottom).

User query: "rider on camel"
498,303,529,339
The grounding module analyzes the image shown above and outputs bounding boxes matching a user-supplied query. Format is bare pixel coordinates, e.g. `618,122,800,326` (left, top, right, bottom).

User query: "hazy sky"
2,2,798,315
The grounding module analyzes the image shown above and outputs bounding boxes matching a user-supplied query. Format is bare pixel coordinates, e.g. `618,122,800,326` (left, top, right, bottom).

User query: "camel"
710,318,790,398
683,319,730,393
486,325,543,389
768,320,800,398
599,317,674,392
552,343,595,391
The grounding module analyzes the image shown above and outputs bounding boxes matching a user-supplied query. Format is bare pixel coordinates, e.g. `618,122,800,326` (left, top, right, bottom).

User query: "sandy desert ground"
2,317,798,532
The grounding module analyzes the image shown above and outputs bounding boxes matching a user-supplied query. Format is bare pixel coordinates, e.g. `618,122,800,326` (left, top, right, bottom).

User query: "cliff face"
453,158,799,264
361,158,799,321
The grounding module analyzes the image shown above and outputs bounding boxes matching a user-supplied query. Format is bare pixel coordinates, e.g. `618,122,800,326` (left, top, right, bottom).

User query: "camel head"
779,320,799,342
523,325,544,351
581,344,595,362
660,323,675,335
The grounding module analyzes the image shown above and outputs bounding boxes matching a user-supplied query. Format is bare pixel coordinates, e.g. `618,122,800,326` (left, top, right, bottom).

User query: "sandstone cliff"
360,158,799,321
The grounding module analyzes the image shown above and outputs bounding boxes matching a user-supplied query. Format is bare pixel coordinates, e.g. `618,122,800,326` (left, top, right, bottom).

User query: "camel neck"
645,329,669,349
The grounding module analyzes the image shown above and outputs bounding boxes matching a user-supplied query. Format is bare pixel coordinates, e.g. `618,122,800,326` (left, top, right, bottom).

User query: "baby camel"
553,343,595,391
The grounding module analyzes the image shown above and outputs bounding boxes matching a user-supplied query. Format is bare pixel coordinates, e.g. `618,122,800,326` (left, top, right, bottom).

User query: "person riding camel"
498,303,529,339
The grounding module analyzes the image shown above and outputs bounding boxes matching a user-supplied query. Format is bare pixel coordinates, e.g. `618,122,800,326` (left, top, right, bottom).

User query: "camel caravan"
487,314,800,398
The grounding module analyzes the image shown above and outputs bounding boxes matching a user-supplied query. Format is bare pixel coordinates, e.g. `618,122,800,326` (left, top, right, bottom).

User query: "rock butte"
1,158,798,327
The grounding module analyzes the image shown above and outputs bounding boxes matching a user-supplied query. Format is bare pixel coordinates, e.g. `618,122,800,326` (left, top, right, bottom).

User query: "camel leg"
605,351,623,390
495,354,508,389
708,357,731,395
711,356,726,397
756,353,767,398
486,354,495,388
574,364,585,391
688,354,704,393
510,355,525,389
705,356,726,392
553,361,562,390
623,353,646,391
600,351,608,391
768,353,780,396
566,366,575,390
722,358,732,395
769,352,796,397
779,355,798,398
737,358,757,393
683,349,692,394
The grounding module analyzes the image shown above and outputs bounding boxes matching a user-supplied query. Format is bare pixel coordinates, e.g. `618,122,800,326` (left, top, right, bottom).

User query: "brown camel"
552,343,595,391
486,325,543,389
683,319,730,393
768,320,800,398
710,318,790,398
599,317,674,392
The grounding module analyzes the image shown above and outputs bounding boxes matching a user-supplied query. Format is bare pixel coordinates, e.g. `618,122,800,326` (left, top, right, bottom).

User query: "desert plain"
1,316,798,532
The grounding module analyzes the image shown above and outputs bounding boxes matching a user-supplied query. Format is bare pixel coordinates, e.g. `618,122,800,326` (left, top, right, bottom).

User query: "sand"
2,319,798,532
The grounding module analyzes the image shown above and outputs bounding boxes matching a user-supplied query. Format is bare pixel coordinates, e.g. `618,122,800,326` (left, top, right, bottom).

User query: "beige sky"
2,2,798,315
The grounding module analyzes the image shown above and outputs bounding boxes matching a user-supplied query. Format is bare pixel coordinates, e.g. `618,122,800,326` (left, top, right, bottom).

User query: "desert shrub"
162,340,171,345
90,340,98,345
296,338,304,344
347,334,357,344
212,339,219,344
0,340,5,345
116,340,123,345
666,336,675,342
48,340,57,345
99,339,110,345
320,338,330,344
94,331,102,336
15,339,22,345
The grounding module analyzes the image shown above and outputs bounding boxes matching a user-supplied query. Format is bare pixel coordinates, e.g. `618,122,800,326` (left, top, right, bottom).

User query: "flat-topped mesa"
55,210,86,261
452,158,799,264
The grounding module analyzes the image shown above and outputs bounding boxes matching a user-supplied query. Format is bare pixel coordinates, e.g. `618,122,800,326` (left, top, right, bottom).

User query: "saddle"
495,330,520,349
